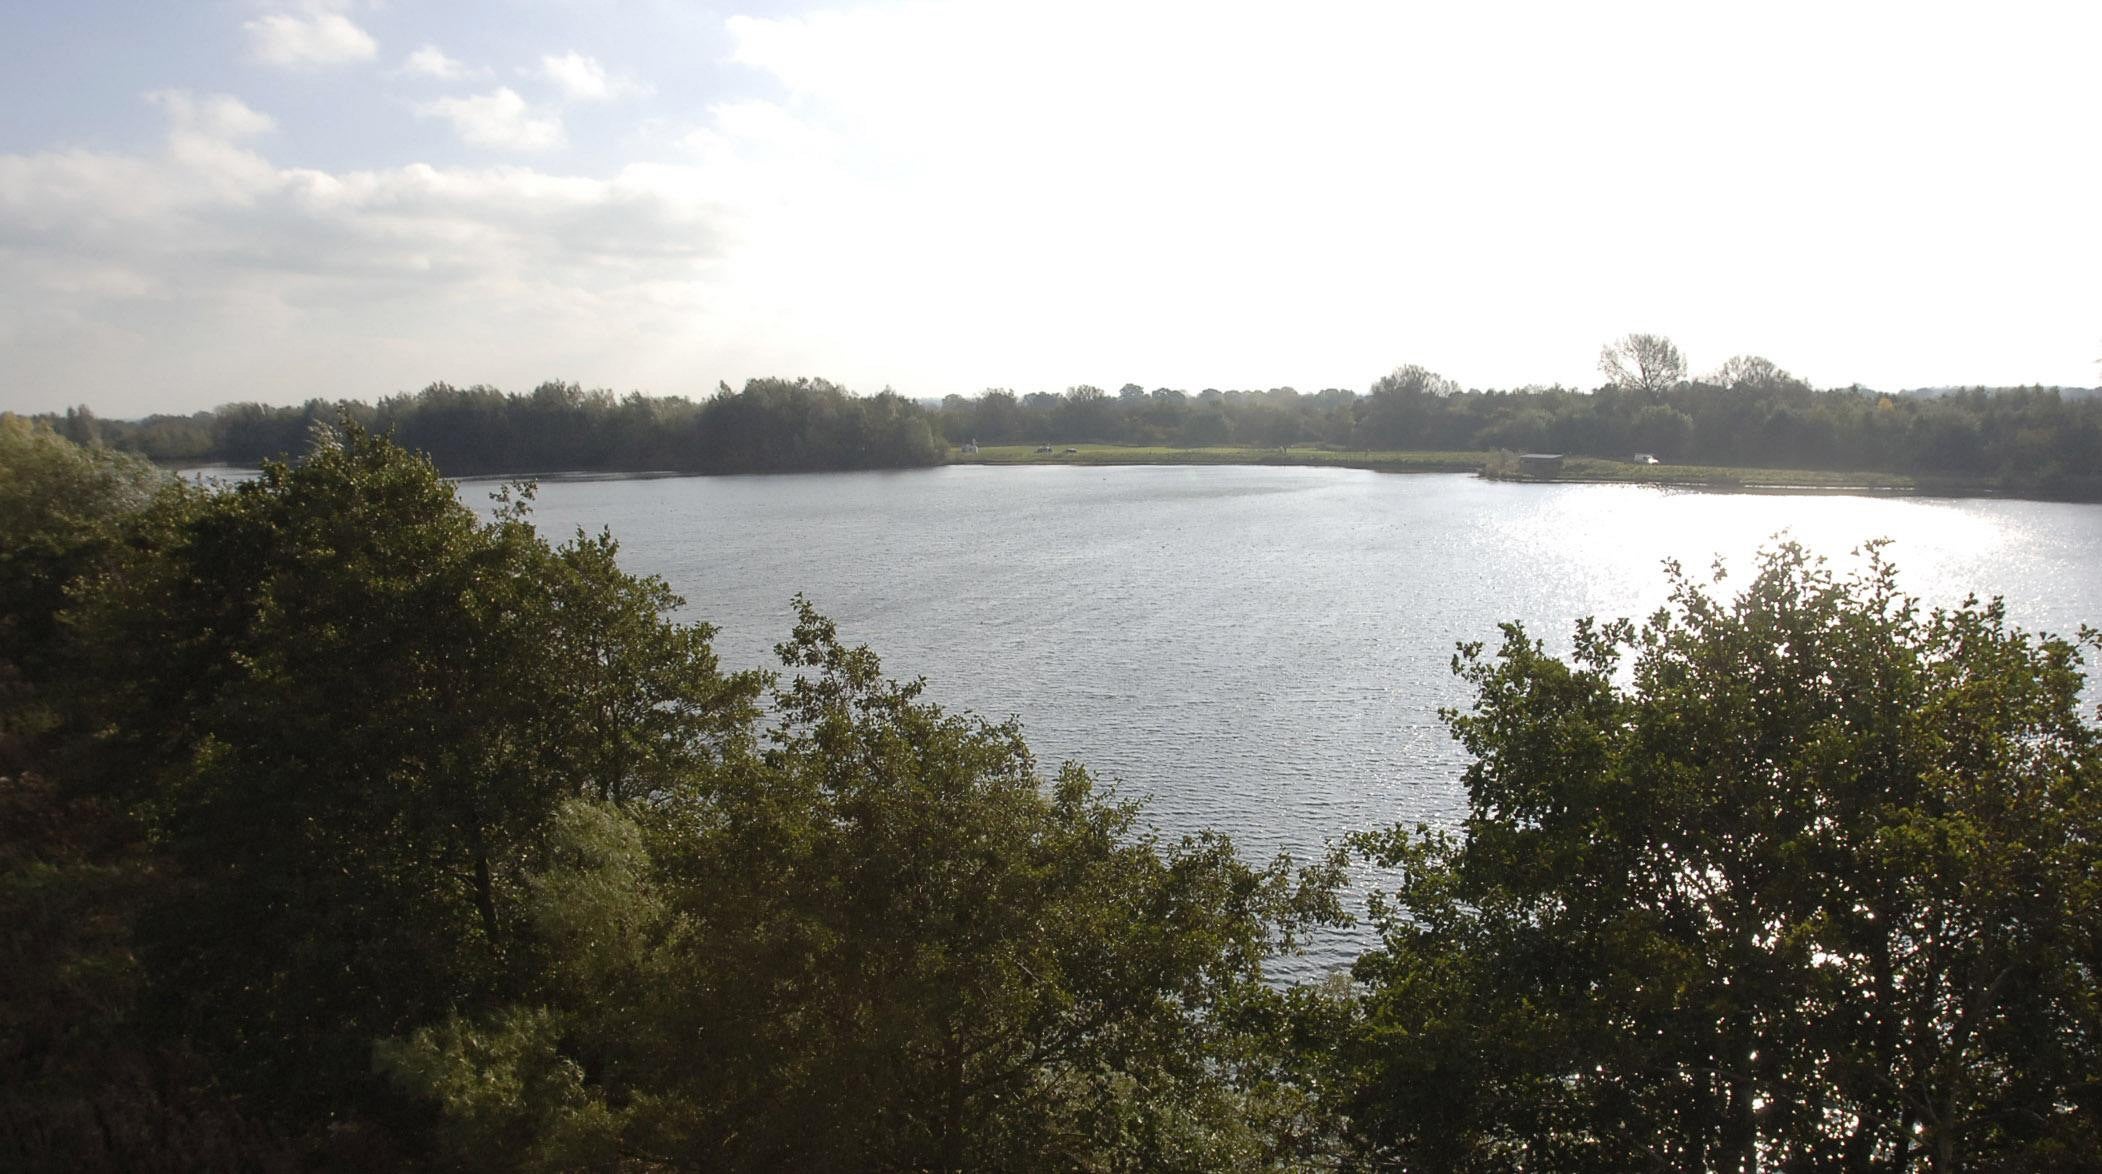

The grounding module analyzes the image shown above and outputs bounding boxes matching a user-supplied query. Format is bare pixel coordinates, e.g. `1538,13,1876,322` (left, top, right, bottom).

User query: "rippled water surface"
484,466,2102,975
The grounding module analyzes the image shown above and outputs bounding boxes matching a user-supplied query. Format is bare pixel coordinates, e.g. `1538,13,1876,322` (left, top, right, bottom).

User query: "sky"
2,0,2098,418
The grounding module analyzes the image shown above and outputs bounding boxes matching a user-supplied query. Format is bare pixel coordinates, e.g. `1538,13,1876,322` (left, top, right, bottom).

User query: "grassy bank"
950,444,1488,473
1494,455,2100,500
947,445,2100,501
1513,455,1921,493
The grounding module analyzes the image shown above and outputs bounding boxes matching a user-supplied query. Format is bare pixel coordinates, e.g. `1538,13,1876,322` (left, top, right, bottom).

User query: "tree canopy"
3,423,2098,1170
377,600,1344,1170
20,344,2102,498
62,426,765,1127
1334,545,2102,1171
925,372,2099,496
1,425,1343,1168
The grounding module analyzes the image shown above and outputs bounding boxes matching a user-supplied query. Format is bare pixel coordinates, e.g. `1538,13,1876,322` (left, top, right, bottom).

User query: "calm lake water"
473,466,2102,975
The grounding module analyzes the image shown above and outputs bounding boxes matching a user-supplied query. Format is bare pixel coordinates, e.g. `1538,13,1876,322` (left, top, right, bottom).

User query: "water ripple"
499,466,2102,977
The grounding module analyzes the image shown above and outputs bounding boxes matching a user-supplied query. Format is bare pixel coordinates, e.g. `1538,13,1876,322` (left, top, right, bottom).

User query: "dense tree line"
42,377,944,475
4,419,2098,1169
31,341,2101,497
932,363,2102,495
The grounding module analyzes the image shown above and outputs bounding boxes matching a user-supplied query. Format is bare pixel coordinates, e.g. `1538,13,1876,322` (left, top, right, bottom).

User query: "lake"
471,465,2102,975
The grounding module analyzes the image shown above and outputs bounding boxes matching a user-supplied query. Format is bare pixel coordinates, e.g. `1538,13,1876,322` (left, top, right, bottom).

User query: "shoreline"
163,447,2100,504
946,445,2101,503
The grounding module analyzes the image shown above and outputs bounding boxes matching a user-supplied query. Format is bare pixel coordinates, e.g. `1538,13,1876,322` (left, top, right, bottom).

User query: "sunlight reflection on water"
490,467,2102,978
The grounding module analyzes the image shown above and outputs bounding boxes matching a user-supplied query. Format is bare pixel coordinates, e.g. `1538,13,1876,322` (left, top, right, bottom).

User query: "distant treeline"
28,351,2102,493
41,377,945,475
930,366,2102,493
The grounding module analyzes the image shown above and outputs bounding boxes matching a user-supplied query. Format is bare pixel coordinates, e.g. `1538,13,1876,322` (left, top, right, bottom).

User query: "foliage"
5,425,1346,1164
1708,354,1809,394
0,769,309,1171
34,353,2102,497
0,423,300,1169
379,600,1346,1171
685,377,944,473
48,377,946,475
1335,545,2102,1171
0,416,163,716
933,378,2101,495
64,425,762,1126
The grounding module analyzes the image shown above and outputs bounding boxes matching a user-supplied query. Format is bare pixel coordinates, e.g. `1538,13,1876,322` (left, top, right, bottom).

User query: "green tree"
1358,364,1460,449
974,388,1025,443
67,426,761,1127
1707,353,1808,394
0,417,162,713
1631,402,1694,456
1339,545,2102,1171
1,424,295,1168
382,599,1345,1171
1061,384,1115,441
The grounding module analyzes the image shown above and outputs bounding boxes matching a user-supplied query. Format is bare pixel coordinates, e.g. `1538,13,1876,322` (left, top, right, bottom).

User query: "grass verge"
951,444,1487,473
945,446,2097,501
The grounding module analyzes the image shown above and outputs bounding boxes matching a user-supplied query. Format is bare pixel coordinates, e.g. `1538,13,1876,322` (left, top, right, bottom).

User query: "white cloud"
0,87,733,415
401,44,477,81
417,88,565,152
536,52,643,102
244,6,378,68
146,91,276,141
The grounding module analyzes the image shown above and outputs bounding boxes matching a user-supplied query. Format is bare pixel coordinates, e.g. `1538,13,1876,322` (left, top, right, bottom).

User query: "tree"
690,377,944,473
380,599,1346,1171
1060,384,1114,441
1372,364,1461,399
67,426,761,1126
0,417,162,709
973,388,1023,443
1474,407,1554,453
1631,402,1694,456
0,424,293,1169
1361,365,1461,448
1599,332,1687,394
1707,353,1808,394
1339,545,2102,1171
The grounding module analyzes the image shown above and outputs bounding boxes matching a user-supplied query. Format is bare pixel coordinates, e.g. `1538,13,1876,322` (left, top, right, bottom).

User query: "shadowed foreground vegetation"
4,418,2098,1170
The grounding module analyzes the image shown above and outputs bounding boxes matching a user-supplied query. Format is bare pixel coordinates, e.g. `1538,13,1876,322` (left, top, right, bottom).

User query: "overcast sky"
2,1,2098,418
